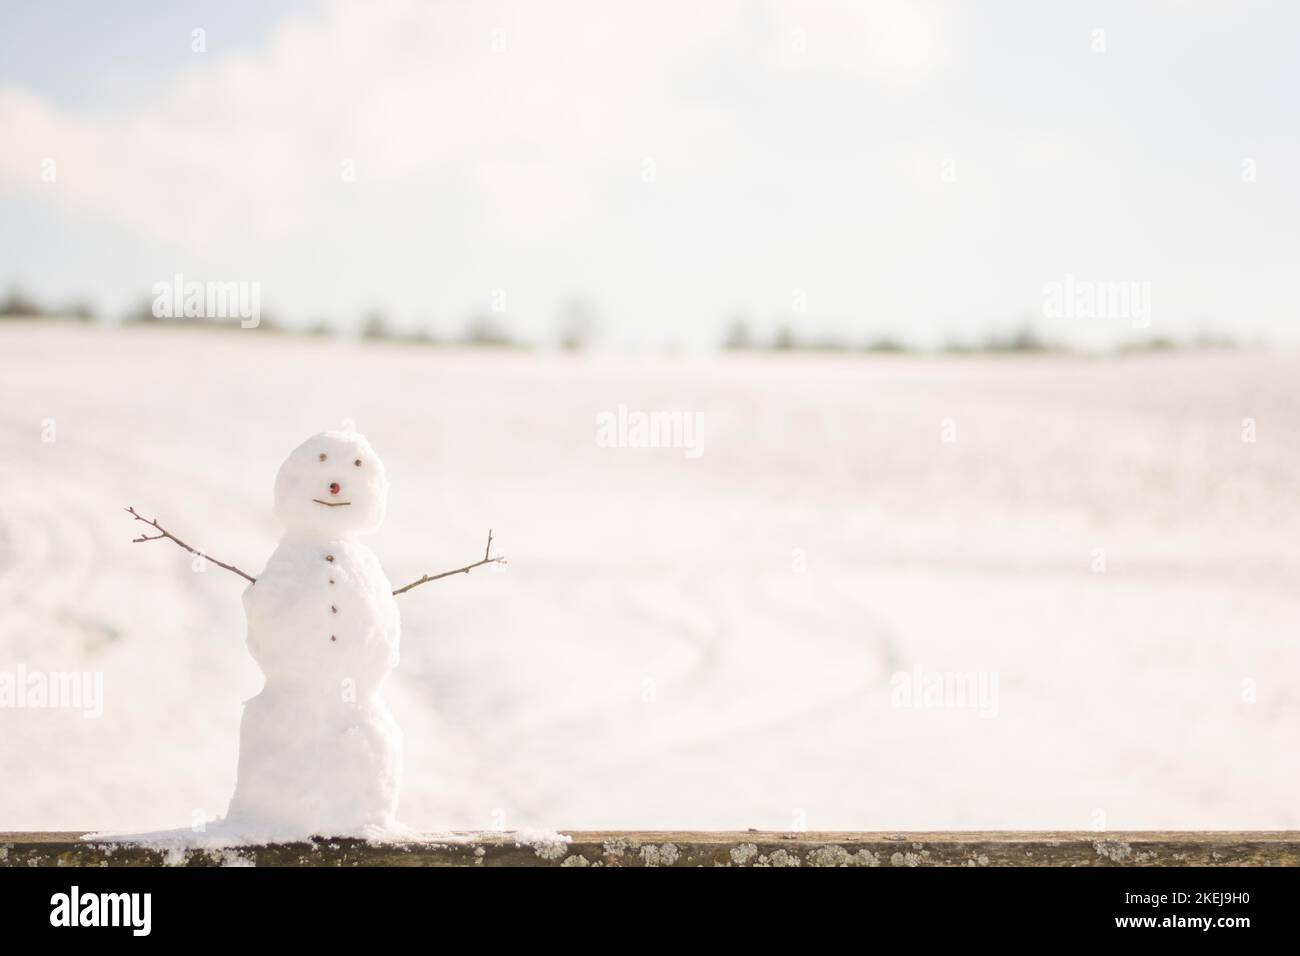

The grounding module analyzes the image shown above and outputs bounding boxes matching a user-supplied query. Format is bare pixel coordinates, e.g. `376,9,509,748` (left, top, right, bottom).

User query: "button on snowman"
126,429,503,838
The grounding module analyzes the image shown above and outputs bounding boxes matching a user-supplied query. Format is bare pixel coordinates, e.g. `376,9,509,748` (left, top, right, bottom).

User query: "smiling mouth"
312,499,352,507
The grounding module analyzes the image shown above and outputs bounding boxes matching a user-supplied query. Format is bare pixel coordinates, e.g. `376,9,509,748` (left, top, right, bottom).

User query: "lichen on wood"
1,831,1297,867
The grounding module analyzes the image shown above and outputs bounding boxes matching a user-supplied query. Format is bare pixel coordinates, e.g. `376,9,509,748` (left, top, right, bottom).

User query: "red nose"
329,482,341,495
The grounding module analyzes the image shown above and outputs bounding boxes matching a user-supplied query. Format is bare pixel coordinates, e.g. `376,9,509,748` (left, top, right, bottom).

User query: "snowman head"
273,431,389,539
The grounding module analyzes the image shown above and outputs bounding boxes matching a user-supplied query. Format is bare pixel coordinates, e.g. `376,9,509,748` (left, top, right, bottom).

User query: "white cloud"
0,3,684,243
767,0,945,79
0,1,948,250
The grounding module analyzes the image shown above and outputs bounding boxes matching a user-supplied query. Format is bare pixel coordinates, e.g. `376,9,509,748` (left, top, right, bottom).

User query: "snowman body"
225,431,404,837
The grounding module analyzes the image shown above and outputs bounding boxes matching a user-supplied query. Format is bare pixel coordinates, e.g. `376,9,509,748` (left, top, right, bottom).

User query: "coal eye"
354,459,362,467
319,453,327,461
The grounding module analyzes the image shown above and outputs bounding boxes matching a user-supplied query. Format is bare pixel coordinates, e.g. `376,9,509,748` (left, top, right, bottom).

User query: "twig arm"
125,507,257,584
392,530,506,596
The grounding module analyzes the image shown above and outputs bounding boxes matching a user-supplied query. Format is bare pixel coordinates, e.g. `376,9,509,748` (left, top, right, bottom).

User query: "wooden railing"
3,831,1298,867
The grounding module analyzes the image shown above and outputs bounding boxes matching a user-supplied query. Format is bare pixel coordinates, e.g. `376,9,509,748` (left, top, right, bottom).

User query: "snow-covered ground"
2,322,1298,833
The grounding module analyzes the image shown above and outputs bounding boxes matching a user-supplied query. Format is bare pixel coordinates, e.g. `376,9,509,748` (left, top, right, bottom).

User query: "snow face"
273,431,389,540
225,430,403,838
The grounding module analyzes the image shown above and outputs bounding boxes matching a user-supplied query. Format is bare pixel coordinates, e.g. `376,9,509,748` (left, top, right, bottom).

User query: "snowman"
126,430,503,838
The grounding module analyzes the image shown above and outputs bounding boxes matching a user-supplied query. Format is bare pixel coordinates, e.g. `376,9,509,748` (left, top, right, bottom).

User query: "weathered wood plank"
3,831,1298,867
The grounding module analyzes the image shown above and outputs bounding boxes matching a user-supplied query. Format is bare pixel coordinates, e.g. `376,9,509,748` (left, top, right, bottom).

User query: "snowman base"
225,684,403,839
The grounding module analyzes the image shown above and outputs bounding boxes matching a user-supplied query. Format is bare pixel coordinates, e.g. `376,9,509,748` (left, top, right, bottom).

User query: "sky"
1,0,1297,349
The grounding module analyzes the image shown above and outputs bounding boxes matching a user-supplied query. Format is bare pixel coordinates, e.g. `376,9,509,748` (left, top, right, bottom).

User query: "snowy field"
2,321,1299,833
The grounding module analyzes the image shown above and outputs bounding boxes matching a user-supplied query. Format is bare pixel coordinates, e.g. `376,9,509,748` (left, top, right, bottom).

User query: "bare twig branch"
392,530,506,596
124,507,257,584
